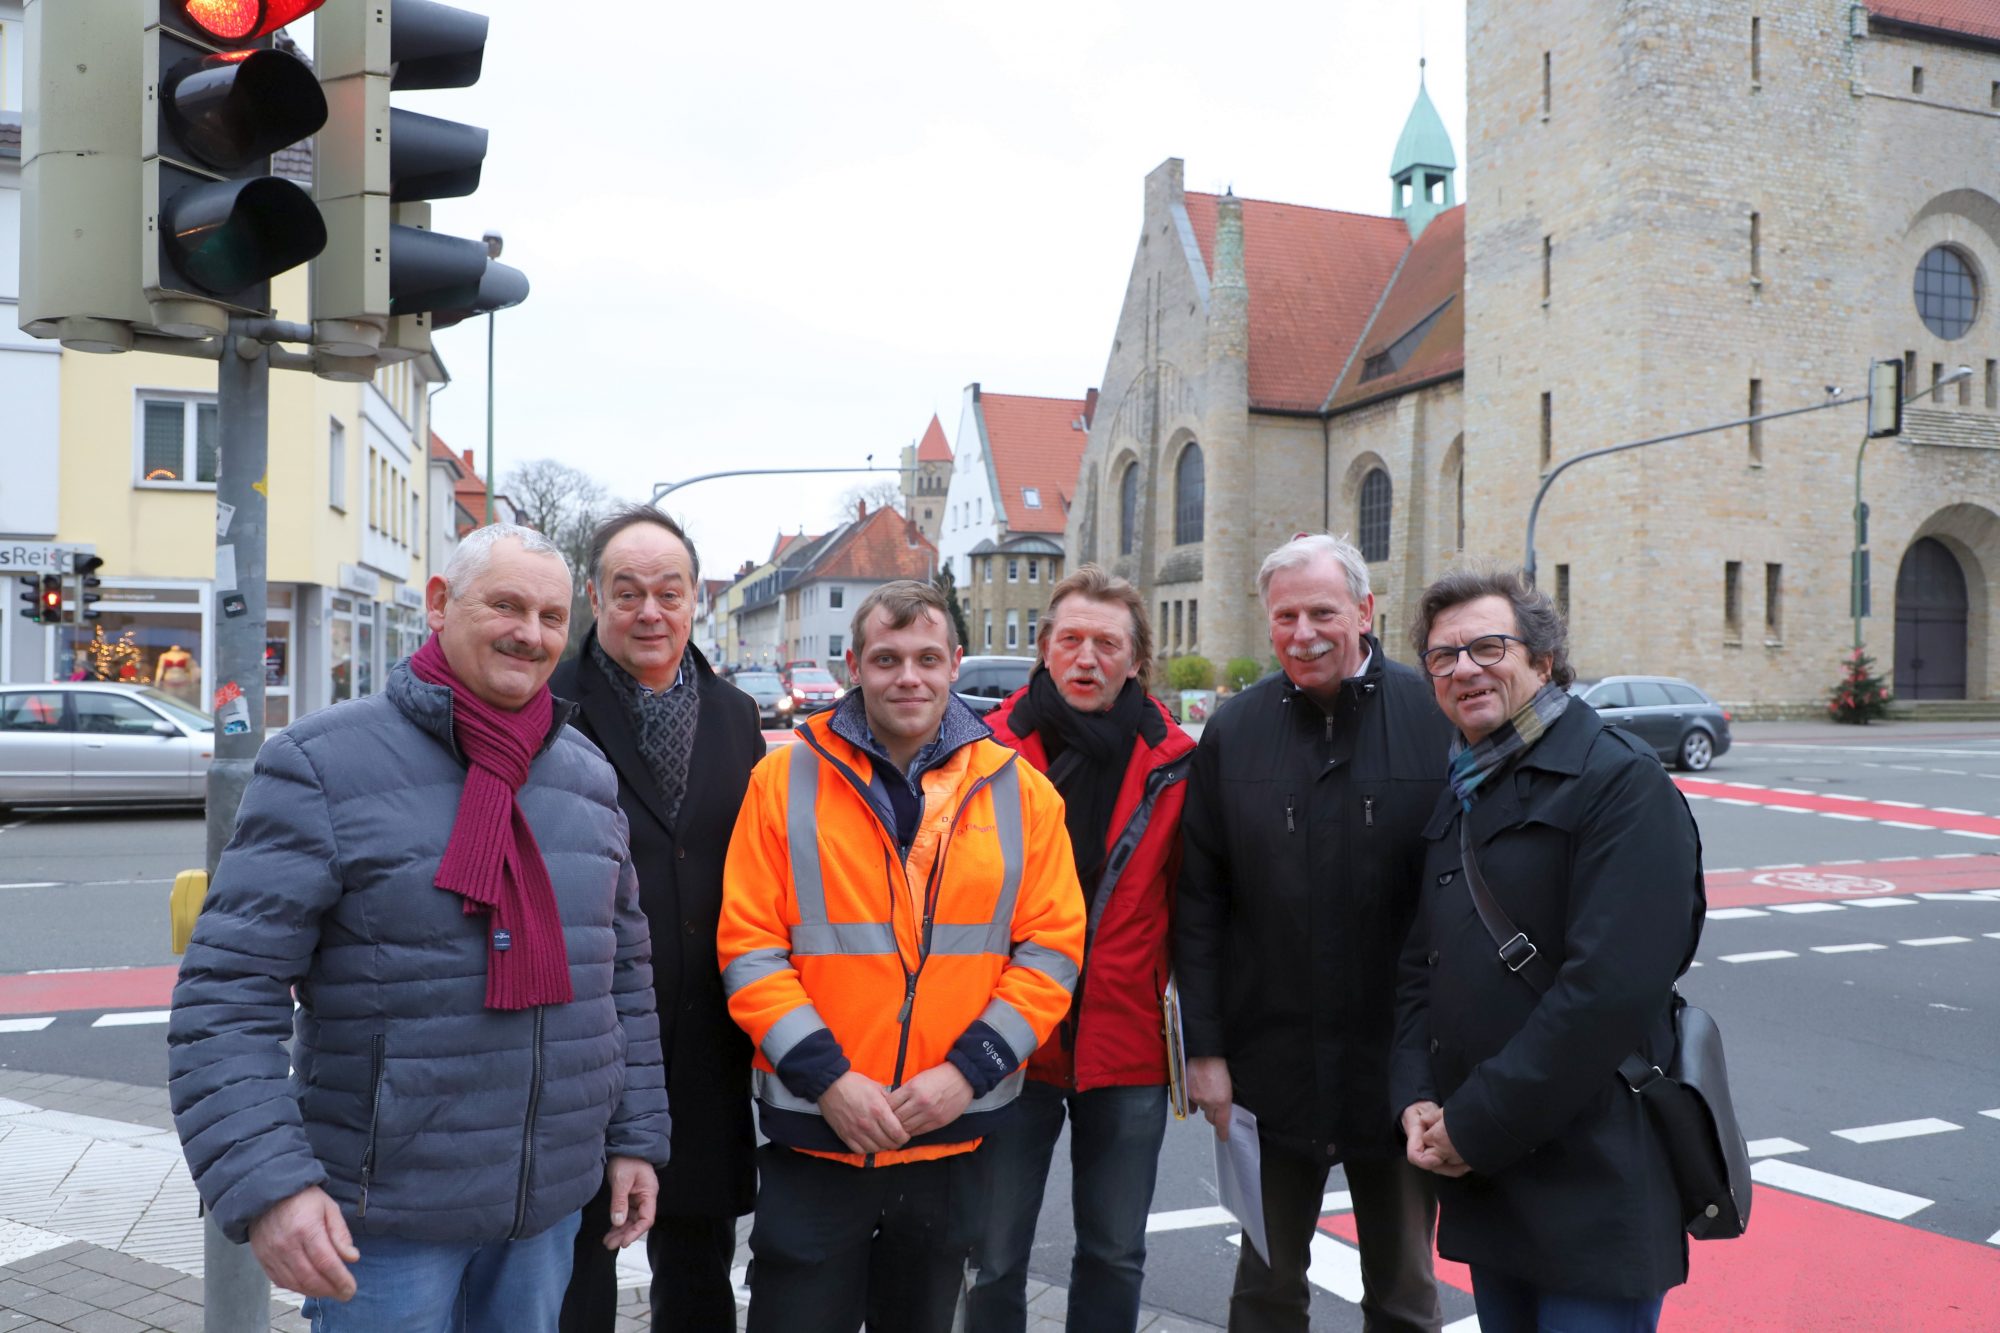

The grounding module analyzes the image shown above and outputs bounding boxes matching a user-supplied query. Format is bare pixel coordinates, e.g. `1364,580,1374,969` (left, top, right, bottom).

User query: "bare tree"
502,459,610,655
828,478,905,526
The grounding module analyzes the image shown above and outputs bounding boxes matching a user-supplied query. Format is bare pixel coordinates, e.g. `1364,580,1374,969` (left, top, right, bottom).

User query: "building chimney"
857,499,867,521
462,450,476,473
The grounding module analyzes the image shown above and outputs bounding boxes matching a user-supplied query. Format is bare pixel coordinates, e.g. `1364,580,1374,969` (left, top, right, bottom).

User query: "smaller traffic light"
18,573,65,626
1867,359,1904,438
76,555,105,622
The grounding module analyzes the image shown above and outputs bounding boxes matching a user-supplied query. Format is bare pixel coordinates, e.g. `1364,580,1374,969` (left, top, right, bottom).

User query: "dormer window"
1022,487,1042,508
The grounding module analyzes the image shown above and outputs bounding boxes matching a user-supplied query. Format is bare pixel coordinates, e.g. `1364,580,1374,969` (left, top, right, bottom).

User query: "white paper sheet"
1214,1102,1269,1265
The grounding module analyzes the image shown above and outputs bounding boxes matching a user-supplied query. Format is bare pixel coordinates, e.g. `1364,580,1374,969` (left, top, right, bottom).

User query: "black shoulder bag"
1457,817,1753,1240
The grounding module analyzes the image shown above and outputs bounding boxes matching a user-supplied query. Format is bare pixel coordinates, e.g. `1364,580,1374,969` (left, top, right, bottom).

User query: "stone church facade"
1068,1,2000,707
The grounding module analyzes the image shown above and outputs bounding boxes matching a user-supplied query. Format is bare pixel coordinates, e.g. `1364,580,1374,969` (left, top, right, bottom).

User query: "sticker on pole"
1750,871,1897,896
213,680,252,736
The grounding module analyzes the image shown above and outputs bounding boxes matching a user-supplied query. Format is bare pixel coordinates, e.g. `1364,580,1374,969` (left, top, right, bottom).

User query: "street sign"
0,542,81,575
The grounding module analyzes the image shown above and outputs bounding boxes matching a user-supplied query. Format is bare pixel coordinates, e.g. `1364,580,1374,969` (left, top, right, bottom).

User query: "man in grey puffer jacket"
169,525,672,1329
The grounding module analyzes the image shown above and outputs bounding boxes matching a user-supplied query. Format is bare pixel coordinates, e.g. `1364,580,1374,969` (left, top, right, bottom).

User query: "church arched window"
1118,463,1139,555
1359,468,1392,562
1175,443,1205,545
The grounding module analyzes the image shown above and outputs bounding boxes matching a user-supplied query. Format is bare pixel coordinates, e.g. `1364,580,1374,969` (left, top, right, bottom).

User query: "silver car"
0,682,214,814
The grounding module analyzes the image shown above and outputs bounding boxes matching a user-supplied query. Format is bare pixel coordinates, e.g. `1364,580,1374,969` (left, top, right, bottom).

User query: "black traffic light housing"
144,1,330,336
76,555,106,622
17,574,65,626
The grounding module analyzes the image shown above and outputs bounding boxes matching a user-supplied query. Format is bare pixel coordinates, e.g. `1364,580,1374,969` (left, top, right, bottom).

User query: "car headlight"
779,695,794,710
833,686,845,698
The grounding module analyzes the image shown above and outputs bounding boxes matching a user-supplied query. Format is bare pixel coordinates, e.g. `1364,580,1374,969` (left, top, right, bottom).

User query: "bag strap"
1457,812,1665,1093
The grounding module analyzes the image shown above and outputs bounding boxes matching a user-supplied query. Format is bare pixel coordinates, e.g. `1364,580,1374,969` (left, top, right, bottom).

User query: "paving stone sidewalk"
0,1071,1218,1332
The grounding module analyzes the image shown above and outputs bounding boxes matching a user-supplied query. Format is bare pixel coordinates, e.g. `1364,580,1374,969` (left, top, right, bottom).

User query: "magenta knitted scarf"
411,636,574,1011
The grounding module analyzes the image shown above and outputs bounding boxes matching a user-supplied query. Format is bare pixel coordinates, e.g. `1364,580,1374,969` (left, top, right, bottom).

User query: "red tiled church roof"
916,414,953,462
1329,205,1466,411
1184,193,1413,411
1868,1,2000,44
979,392,1092,536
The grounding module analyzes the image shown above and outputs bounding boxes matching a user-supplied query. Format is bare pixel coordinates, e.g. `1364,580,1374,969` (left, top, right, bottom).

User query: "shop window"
137,396,218,487
62,591,205,712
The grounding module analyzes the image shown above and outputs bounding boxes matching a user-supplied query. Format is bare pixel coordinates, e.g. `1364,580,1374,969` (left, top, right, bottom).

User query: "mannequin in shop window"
155,645,200,703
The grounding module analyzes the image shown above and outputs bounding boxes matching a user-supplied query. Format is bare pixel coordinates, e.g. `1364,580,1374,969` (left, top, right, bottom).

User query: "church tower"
1391,60,1457,240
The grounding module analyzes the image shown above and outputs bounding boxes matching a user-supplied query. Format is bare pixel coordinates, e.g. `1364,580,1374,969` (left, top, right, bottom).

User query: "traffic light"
143,0,332,338
16,574,65,626
16,0,329,351
313,0,530,361
76,555,106,622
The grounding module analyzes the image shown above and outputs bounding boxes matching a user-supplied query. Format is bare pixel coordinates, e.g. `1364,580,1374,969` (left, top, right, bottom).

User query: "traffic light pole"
203,320,274,1329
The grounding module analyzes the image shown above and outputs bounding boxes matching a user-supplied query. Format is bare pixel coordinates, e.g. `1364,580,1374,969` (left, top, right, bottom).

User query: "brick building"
938,384,1097,657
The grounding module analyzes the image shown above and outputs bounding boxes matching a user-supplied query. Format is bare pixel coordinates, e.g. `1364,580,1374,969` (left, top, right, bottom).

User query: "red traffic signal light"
38,574,64,625
171,1,326,46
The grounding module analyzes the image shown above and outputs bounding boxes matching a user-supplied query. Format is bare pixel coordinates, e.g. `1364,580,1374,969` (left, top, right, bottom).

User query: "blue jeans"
966,1080,1168,1333
303,1210,582,1332
1470,1264,1666,1333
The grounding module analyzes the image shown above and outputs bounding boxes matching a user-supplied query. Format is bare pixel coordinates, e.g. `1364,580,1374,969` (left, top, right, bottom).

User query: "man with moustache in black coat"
558,505,765,1332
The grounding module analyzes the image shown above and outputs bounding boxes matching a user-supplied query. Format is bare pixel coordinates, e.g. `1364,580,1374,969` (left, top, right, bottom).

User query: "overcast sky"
366,1,1468,580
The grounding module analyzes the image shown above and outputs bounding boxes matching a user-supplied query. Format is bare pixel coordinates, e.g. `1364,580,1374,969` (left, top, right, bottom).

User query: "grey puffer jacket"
168,659,672,1245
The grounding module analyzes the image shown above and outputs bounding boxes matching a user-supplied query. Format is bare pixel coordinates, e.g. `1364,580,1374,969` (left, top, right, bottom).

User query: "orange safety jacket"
719,704,1086,1166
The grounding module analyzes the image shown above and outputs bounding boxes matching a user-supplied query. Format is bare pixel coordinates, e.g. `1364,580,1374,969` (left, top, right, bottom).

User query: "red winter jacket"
985,685,1194,1090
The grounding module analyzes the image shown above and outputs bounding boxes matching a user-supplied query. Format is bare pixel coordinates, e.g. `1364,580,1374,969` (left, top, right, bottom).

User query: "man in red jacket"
966,566,1194,1333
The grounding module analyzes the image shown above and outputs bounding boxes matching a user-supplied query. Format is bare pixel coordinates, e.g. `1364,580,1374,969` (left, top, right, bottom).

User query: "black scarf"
1012,668,1150,906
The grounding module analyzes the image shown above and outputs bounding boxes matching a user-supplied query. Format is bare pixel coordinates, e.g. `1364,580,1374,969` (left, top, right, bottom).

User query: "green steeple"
1391,60,1457,239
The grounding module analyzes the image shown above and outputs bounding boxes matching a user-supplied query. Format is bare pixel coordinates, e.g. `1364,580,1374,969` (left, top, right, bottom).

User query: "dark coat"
1390,702,1705,1299
169,660,671,1245
551,633,765,1218
1175,639,1453,1161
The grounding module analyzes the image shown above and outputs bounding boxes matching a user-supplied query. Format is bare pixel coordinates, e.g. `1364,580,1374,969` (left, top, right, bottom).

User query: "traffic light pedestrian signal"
313,0,529,360
145,0,331,337
17,574,64,625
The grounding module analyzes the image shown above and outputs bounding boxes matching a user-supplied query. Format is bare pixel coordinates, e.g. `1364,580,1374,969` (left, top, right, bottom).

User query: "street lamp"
483,229,503,521
1852,362,1972,651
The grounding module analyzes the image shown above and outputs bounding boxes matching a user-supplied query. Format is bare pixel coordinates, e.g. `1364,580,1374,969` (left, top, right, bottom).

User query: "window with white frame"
1007,558,1019,582
1027,609,1038,645
984,612,993,649
1027,558,1039,582
1022,486,1041,508
368,449,380,529
830,585,844,609
137,395,219,487
1006,610,1020,650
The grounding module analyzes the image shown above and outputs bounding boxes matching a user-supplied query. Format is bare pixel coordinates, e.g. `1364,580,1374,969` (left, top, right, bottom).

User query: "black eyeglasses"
1421,633,1527,677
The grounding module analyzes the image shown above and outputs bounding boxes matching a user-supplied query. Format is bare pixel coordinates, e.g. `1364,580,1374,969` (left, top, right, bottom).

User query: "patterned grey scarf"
591,636,700,826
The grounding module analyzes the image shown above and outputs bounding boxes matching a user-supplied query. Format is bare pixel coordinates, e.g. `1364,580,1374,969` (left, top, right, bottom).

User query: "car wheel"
1677,729,1714,772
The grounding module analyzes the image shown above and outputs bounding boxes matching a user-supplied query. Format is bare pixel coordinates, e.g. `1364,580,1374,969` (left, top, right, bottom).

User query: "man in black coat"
1393,569,1702,1330
1177,534,1450,1333
557,506,765,1333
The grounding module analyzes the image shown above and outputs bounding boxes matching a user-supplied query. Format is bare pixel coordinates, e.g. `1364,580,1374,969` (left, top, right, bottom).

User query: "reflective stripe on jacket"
719,706,1086,1165
984,687,1194,1091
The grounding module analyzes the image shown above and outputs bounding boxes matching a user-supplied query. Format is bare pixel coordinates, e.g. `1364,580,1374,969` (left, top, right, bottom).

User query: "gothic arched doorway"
1894,538,1969,699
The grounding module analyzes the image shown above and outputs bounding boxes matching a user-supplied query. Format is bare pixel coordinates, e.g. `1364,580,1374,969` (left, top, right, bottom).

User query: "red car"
782,664,842,711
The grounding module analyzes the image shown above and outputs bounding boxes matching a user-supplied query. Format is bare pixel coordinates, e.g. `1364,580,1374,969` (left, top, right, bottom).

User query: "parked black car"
733,670,794,728
1571,675,1733,771
953,655,1034,715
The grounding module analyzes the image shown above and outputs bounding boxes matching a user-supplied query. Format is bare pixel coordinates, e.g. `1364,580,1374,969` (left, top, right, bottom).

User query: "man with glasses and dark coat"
1176,533,1451,1333
557,505,766,1333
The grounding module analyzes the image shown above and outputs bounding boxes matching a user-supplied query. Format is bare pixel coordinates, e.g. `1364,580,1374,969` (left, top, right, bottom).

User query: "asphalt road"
3,723,1999,1328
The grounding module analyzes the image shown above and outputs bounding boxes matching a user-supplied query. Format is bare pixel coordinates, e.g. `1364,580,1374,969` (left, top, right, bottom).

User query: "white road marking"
1746,1137,1809,1157
1899,936,1971,947
1770,805,1816,815
1847,897,1917,908
1720,950,1797,963
90,1011,170,1027
1831,1118,1961,1144
1876,797,1926,806
0,1017,58,1033
1935,807,1987,816
1709,867,1744,874
1914,892,1994,902
1812,943,1887,953
1818,812,1872,821
1445,1318,1481,1333
1771,902,1847,914
1756,863,1806,869
1225,1231,1367,1302
0,882,62,890
1987,933,2000,941
1935,852,1978,858
1981,1109,2000,1121
1707,907,1770,920
1942,829,2000,840
1713,798,1758,807
1988,1230,2000,1247
1146,1205,1236,1232
1821,795,1868,803
1881,820,1934,830
1750,1159,1932,1219
1771,788,1816,796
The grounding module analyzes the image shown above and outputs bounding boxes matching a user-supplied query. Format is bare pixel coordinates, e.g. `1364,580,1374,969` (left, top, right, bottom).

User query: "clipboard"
1163,974,1190,1119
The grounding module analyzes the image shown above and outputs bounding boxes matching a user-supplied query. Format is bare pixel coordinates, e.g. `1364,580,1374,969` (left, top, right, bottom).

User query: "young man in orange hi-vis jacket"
720,580,1087,1333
